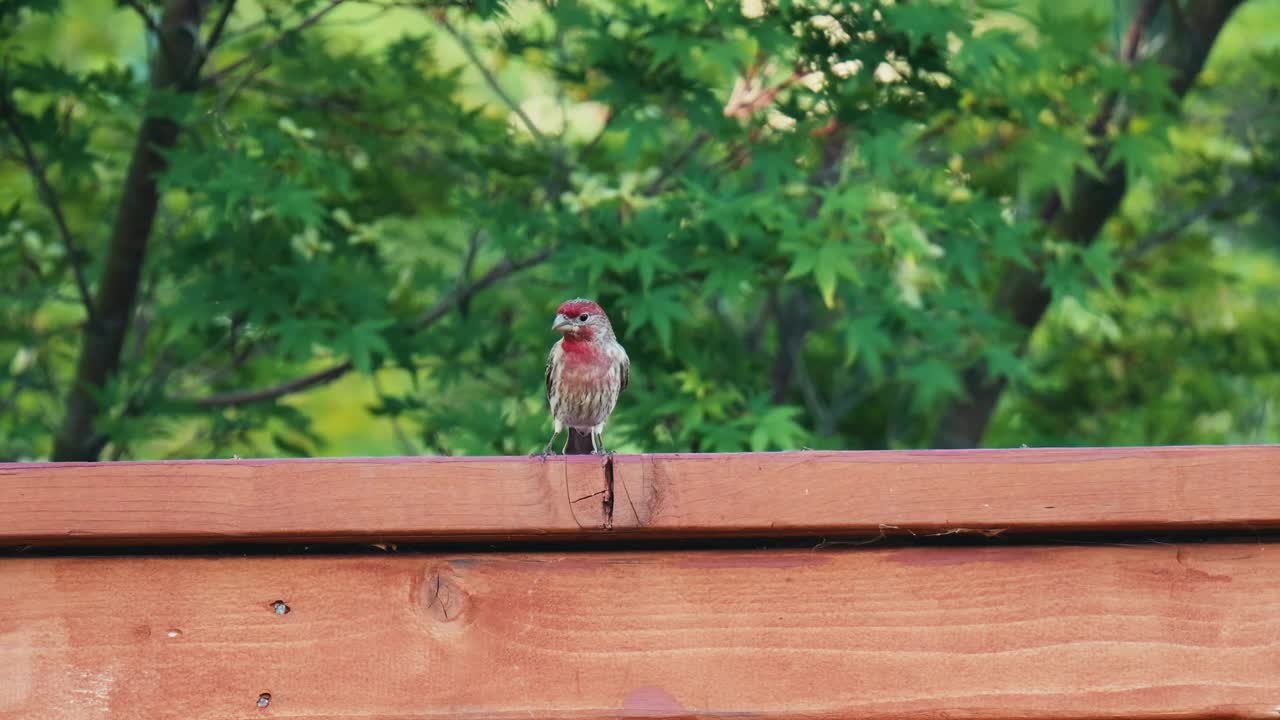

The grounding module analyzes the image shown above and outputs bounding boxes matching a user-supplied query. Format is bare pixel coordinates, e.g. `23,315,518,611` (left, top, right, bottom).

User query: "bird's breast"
561,358,611,385
551,340,624,428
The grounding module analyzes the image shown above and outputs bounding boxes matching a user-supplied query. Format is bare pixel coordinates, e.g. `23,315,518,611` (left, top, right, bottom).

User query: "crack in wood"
602,454,615,530
569,489,606,504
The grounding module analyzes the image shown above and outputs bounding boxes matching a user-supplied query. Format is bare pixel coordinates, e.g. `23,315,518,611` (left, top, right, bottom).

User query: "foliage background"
1,0,1277,461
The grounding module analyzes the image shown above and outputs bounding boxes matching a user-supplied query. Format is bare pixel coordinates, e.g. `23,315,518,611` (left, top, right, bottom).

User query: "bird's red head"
557,299,605,319
552,298,613,342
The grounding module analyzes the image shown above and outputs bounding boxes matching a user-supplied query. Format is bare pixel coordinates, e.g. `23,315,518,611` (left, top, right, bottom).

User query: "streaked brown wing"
544,348,555,407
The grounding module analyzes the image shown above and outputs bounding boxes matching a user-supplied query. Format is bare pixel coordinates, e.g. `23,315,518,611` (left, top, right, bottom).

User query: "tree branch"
642,131,710,196
195,0,238,77
770,127,847,406
722,61,807,120
931,0,1245,449
432,9,549,148
460,229,482,282
192,360,353,408
1126,171,1279,260
120,0,179,71
51,0,211,462
203,0,345,86
0,91,98,329
413,245,555,328
190,246,556,408
1041,0,1163,225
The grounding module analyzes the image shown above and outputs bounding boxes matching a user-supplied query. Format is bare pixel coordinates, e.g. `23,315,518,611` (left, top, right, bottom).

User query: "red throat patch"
560,332,600,351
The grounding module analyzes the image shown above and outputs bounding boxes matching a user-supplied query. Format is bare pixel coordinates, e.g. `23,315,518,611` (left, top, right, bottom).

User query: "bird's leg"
539,429,560,457
591,430,606,455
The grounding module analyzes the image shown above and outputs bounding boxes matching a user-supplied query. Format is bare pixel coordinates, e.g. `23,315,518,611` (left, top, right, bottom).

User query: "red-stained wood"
0,455,608,546
2,545,1279,719
609,445,1280,536
1,446,1278,546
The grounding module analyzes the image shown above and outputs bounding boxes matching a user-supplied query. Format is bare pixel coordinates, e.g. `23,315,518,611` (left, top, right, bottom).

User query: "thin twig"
1127,172,1277,260
190,246,556,408
127,270,159,362
793,349,833,435
744,296,773,354
722,62,808,119
194,0,239,78
214,13,271,44
212,0,415,47
210,45,273,126
432,9,549,148
642,131,710,196
1121,0,1163,63
204,0,346,86
453,229,483,315
580,105,618,156
373,373,421,455
461,229,482,282
412,245,555,328
0,93,98,328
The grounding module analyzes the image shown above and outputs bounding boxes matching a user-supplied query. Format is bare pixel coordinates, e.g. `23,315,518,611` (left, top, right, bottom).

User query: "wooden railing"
2,446,1278,718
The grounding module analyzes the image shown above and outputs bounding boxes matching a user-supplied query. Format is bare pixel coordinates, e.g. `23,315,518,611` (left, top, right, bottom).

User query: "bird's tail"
564,429,595,455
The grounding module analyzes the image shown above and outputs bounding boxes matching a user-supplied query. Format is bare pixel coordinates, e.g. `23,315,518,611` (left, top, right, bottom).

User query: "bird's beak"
552,313,572,332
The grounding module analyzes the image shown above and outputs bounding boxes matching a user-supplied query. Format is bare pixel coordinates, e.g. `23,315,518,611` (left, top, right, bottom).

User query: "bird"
543,298,629,455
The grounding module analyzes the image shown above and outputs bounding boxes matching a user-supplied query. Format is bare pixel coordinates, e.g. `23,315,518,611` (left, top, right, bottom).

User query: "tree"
1,0,1277,461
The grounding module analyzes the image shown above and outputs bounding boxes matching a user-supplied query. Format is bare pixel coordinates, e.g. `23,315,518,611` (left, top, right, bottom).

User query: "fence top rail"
1,445,1277,547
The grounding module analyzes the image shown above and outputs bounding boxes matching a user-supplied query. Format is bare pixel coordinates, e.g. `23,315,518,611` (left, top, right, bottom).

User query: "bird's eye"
578,313,589,322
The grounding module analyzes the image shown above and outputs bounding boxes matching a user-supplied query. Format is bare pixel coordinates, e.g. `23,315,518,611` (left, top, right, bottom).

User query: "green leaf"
814,262,838,309
749,404,807,451
902,358,963,412
843,315,892,380
882,2,969,53
983,344,1026,383
626,287,683,353
341,319,393,375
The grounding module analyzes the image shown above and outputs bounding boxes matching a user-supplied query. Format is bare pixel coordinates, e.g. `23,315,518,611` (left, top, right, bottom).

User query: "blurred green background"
1,0,1277,460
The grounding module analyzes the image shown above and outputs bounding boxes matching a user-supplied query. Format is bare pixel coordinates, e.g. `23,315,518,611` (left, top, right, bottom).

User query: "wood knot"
415,567,467,623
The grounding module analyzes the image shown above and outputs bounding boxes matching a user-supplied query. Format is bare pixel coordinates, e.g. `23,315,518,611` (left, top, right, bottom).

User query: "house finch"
543,298,630,455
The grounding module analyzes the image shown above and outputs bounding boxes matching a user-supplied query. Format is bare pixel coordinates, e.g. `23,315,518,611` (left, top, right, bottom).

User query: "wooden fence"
2,446,1279,718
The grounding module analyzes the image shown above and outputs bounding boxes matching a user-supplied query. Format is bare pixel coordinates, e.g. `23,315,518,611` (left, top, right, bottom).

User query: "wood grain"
2,446,1278,546
2,544,1278,719
611,445,1280,535
0,455,609,546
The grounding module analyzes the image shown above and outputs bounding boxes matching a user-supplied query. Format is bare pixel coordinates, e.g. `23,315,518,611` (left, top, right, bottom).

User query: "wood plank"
611,445,1280,536
0,455,609,546
2,446,1278,546
2,544,1278,719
